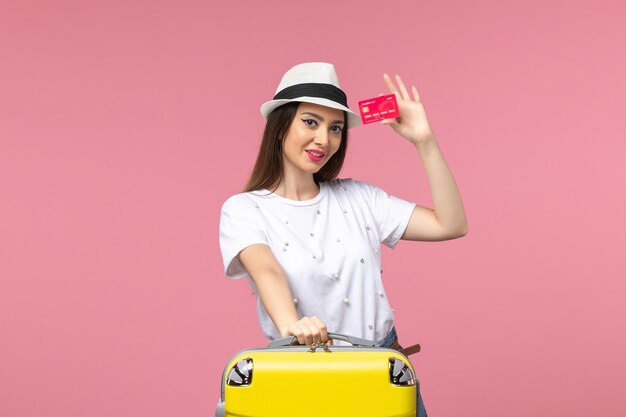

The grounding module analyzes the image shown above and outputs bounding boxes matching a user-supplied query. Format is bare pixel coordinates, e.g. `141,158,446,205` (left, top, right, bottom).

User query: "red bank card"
357,94,400,124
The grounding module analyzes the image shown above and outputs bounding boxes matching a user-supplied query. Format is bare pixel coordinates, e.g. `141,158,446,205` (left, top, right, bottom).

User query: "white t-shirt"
219,178,416,343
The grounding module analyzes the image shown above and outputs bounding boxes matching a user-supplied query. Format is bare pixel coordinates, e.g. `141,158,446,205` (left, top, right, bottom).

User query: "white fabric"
219,178,416,343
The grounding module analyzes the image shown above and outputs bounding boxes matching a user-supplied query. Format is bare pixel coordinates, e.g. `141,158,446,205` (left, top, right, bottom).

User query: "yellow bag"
216,333,417,417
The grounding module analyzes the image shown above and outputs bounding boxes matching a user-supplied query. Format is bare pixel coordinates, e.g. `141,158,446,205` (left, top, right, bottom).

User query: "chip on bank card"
357,94,400,124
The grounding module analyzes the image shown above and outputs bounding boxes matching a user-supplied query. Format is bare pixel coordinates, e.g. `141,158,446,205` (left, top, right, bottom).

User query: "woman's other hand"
381,73,435,145
377,74,468,241
280,316,329,346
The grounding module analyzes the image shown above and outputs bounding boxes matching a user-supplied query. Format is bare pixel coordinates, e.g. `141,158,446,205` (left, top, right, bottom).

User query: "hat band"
273,83,348,107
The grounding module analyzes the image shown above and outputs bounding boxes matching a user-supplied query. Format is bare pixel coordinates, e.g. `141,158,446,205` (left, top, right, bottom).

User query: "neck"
272,171,319,201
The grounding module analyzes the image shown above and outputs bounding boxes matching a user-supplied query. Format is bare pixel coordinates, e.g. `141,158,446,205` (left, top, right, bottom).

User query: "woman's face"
281,102,345,178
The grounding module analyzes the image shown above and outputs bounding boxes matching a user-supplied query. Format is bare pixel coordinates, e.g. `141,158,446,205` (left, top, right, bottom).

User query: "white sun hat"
260,62,362,128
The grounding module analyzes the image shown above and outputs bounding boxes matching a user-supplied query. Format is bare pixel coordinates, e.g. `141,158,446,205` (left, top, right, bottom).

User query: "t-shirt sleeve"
351,180,416,249
219,195,269,278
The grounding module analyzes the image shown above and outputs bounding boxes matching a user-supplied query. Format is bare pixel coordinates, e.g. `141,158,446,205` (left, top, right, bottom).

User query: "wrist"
279,325,290,338
278,317,299,337
412,134,437,151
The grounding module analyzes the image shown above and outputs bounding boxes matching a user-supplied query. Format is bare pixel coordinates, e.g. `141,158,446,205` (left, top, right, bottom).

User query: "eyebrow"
300,111,345,125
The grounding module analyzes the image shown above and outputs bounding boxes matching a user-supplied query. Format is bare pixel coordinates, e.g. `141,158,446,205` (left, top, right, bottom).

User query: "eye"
302,119,318,127
330,125,343,134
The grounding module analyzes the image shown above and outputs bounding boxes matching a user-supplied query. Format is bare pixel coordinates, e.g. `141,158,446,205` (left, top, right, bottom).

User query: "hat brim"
260,97,362,128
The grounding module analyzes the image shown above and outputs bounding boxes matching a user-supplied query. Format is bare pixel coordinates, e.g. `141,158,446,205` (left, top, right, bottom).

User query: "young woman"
219,62,468,416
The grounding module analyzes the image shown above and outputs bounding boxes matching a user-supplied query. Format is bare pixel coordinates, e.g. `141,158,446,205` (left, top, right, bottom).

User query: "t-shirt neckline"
256,183,327,207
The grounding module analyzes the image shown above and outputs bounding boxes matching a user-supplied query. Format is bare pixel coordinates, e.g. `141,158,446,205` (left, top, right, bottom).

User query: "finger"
383,73,400,98
311,316,328,342
412,85,422,102
298,317,318,345
395,74,410,101
303,317,323,344
308,316,328,343
300,325,313,346
289,324,306,345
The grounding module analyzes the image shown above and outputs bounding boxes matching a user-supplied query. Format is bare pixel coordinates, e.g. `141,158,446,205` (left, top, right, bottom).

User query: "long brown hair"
244,102,349,192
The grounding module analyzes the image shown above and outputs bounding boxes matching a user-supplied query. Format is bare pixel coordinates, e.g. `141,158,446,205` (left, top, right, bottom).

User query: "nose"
314,129,329,147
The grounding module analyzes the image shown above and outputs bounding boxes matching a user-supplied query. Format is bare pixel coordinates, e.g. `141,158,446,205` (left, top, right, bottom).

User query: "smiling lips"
305,149,326,162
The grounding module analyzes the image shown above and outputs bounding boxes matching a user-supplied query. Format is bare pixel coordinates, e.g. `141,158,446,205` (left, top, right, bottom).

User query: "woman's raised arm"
381,74,468,241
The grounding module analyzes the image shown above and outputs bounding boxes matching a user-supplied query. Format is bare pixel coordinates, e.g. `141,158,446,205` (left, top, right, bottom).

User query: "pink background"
1,0,625,416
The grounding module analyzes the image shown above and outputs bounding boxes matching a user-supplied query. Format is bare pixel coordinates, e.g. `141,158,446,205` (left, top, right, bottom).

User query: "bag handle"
267,332,376,348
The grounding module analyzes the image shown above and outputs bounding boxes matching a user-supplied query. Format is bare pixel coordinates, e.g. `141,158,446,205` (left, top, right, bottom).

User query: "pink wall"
1,1,625,416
